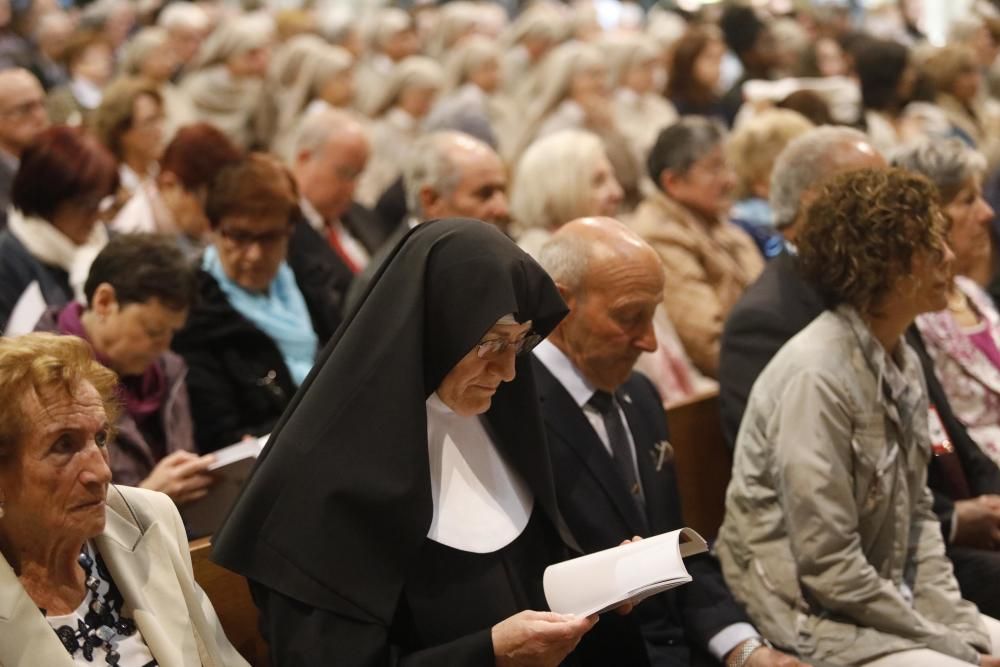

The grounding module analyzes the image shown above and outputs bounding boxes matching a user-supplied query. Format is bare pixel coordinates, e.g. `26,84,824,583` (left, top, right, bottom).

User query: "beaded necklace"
42,545,153,666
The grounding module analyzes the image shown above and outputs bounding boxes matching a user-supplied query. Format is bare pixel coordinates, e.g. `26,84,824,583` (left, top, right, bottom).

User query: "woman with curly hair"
717,167,1000,667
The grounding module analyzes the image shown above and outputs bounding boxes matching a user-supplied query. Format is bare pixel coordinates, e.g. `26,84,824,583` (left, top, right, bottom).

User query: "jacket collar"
0,488,196,667
532,351,651,537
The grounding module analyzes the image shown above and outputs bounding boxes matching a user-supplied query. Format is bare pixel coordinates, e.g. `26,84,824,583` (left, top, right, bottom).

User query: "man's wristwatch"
726,637,768,667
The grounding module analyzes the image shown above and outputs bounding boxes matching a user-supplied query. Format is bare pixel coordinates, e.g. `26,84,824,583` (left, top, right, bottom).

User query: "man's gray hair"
294,107,367,156
770,126,874,230
890,137,987,200
536,232,592,292
158,1,209,31
403,131,485,218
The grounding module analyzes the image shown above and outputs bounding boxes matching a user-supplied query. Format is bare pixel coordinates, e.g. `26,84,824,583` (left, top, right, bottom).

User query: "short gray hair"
157,1,209,31
890,137,987,202
403,132,465,218
294,107,367,156
537,232,592,292
647,116,725,185
769,126,875,230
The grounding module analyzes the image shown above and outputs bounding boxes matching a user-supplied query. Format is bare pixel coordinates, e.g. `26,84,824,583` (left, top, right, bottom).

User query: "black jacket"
536,360,750,667
287,215,353,341
718,249,1000,537
0,229,72,331
170,262,337,454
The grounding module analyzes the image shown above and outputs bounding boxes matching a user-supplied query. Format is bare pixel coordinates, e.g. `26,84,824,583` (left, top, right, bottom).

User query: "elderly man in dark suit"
718,126,1000,618
532,217,804,667
0,68,48,229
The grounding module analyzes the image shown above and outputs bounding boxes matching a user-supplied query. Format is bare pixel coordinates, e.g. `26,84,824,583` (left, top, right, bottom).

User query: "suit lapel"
534,362,650,537
96,502,200,667
0,556,78,667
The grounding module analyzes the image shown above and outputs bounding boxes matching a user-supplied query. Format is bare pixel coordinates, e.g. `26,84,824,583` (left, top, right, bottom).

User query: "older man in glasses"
0,68,48,228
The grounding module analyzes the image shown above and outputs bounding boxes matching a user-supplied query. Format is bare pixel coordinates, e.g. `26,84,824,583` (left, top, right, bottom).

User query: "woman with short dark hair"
717,168,1000,667
171,153,337,453
35,233,214,507
0,125,118,333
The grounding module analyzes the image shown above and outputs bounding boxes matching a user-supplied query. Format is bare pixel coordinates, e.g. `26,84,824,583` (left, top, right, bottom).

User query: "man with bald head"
0,68,48,228
533,218,805,667
718,126,885,449
344,130,509,311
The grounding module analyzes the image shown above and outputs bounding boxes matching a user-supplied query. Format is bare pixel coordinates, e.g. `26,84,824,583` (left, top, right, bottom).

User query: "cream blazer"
0,486,249,667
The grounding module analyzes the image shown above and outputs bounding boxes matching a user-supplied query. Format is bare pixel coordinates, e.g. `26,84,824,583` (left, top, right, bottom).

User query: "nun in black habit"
211,219,649,666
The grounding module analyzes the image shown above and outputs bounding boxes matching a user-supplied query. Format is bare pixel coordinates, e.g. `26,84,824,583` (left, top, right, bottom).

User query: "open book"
544,528,707,616
180,435,268,538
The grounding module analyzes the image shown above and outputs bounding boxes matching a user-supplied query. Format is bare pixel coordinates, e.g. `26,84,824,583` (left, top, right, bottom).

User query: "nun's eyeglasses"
476,332,543,359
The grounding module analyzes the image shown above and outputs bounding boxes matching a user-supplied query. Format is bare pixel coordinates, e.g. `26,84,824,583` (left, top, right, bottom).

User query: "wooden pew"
665,389,732,541
190,537,270,667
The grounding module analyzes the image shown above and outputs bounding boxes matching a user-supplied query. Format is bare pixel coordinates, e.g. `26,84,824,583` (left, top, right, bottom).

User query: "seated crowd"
2,0,1000,666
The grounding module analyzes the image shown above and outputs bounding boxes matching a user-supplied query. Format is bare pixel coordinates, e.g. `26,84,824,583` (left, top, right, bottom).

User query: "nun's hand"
492,610,598,667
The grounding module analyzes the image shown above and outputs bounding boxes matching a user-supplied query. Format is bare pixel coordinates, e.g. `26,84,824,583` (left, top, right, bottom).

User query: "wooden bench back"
665,390,732,541
189,538,270,667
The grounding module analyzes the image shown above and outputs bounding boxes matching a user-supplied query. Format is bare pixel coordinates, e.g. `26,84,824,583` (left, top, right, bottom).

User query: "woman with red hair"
0,125,118,334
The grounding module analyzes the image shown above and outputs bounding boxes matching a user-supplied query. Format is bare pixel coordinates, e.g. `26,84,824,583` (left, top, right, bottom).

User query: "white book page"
543,527,708,617
4,281,46,336
208,434,268,471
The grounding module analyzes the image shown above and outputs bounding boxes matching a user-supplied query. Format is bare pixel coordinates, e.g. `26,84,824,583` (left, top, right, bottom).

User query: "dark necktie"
588,390,645,509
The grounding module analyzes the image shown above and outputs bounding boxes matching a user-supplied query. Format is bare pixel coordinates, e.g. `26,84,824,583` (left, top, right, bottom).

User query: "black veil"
211,218,571,626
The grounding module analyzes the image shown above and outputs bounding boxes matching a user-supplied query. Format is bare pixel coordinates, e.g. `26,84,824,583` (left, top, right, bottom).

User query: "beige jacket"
0,486,249,667
717,307,989,666
628,191,763,377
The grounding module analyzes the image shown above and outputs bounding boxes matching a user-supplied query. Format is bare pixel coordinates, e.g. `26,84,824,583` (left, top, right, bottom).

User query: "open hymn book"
544,528,708,616
180,435,268,538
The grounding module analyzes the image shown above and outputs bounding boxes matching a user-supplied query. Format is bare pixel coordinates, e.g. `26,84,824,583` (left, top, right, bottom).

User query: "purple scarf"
57,302,167,422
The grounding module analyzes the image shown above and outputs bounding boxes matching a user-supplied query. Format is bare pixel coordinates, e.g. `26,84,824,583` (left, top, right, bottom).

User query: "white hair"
403,131,495,218
890,137,987,199
601,32,660,89
368,56,444,118
510,129,608,231
443,34,501,91
769,126,876,230
120,27,168,76
295,107,368,156
158,2,209,32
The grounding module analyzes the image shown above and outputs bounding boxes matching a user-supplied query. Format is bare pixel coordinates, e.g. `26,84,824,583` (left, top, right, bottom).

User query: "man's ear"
418,185,440,218
555,282,577,312
90,282,119,317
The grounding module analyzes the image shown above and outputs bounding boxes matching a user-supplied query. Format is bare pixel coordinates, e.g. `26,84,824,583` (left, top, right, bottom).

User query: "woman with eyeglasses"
170,153,337,454
211,219,644,666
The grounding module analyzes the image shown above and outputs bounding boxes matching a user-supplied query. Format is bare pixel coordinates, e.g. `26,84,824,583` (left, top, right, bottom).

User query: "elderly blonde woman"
355,56,443,207
920,44,1000,169
119,27,195,140
602,32,677,174
426,34,512,151
726,109,814,259
179,14,273,150
90,77,165,195
353,7,421,116
261,34,355,160
510,129,622,259
512,40,640,204
0,332,249,666
718,167,1000,667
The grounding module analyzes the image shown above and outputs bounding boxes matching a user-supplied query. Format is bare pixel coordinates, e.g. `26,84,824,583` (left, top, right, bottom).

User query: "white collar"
70,77,103,110
533,338,596,408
